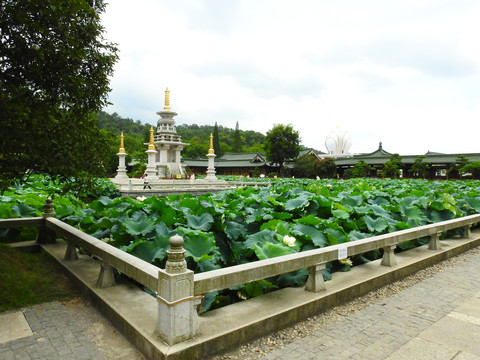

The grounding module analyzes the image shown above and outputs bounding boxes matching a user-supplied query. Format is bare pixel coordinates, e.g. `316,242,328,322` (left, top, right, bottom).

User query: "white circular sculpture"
325,125,352,155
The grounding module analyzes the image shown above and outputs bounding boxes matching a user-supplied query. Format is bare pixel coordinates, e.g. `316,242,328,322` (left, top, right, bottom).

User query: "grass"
0,227,39,244
0,244,80,312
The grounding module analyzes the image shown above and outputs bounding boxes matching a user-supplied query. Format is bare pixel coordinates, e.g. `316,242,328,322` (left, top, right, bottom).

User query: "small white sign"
338,247,348,260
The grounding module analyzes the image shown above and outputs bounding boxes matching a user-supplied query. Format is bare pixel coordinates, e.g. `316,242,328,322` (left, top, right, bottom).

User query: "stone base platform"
32,230,480,359
110,178,269,197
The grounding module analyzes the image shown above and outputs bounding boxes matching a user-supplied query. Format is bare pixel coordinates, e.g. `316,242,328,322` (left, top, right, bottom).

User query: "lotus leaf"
254,242,295,260
186,213,214,231
363,215,389,233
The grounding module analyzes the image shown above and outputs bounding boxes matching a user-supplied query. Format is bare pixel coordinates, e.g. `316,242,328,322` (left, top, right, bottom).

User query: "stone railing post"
97,261,116,288
464,225,472,239
36,198,57,244
428,231,442,250
305,264,326,292
381,245,397,267
64,239,79,261
156,235,198,345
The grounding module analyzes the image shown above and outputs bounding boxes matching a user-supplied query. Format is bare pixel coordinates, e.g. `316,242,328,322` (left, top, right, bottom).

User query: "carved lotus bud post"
165,234,187,273
156,235,198,345
36,198,57,244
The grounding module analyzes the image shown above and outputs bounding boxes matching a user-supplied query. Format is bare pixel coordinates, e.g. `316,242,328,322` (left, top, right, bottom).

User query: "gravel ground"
212,245,480,360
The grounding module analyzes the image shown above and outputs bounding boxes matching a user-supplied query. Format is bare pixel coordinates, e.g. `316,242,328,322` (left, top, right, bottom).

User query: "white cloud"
102,0,480,155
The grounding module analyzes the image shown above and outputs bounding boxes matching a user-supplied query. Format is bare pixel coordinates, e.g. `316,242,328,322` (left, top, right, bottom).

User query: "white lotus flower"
283,235,296,247
136,196,146,202
339,257,353,266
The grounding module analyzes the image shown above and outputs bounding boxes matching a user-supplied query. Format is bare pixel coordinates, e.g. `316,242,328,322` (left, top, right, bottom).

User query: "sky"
101,0,480,155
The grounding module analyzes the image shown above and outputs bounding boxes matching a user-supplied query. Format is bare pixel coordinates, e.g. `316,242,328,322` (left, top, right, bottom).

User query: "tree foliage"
95,112,267,166
352,160,371,178
0,0,118,190
460,161,480,179
316,157,337,178
294,155,336,179
178,123,265,158
293,154,317,178
448,155,469,179
410,155,430,179
213,122,222,157
233,121,243,153
382,154,403,178
265,124,301,171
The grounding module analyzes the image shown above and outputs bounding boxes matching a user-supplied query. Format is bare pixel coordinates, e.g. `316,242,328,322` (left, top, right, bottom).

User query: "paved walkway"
259,249,480,360
0,302,108,360
1,249,480,360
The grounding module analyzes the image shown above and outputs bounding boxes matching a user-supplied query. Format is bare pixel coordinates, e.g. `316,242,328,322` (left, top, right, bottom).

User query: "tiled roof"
334,145,480,166
219,153,266,162
183,144,480,169
183,152,270,168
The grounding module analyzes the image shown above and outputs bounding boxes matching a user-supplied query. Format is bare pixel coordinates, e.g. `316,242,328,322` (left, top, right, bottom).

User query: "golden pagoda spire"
148,126,155,150
208,133,214,154
164,87,170,110
119,132,125,153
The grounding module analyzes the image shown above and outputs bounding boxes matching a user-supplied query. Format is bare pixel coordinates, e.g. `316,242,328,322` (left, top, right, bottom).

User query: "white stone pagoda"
205,133,217,181
148,88,189,178
114,132,129,180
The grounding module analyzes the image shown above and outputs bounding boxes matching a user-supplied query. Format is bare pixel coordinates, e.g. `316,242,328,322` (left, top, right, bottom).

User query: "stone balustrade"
193,214,478,296
114,179,269,198
115,179,269,191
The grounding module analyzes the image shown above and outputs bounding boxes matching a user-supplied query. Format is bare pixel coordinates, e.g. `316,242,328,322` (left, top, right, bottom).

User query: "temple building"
147,89,188,178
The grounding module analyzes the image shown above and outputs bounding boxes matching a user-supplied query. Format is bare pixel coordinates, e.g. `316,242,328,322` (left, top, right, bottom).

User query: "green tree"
265,124,301,173
460,161,480,179
350,160,371,178
293,154,317,178
381,154,403,178
448,155,470,179
0,0,118,190
176,123,265,155
233,121,243,153
410,155,430,179
213,122,222,157
315,157,336,178
182,139,207,159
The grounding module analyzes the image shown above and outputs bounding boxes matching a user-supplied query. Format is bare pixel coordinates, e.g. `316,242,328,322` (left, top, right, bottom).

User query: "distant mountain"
97,111,266,159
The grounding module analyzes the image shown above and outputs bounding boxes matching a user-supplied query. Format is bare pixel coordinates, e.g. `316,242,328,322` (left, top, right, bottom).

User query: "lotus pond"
2,177,480,311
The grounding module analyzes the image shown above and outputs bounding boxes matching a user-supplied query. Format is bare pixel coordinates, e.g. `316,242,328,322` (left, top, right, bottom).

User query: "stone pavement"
258,249,480,360
0,302,108,360
2,249,480,360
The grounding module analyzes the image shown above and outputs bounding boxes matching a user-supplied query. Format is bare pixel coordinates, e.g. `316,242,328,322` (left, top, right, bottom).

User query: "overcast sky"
101,0,480,155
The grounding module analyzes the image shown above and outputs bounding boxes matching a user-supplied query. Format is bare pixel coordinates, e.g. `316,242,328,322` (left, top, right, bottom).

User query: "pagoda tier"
145,88,189,178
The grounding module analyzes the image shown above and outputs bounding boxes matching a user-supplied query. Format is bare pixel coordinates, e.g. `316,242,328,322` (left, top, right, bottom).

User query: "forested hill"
177,123,265,158
97,111,266,159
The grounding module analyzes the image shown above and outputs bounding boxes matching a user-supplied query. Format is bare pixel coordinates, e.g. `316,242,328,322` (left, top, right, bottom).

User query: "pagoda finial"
164,87,170,110
208,133,215,154
148,126,155,150
119,132,125,153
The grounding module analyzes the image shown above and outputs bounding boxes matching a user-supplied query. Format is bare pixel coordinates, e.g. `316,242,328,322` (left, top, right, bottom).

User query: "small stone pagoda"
147,88,189,178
